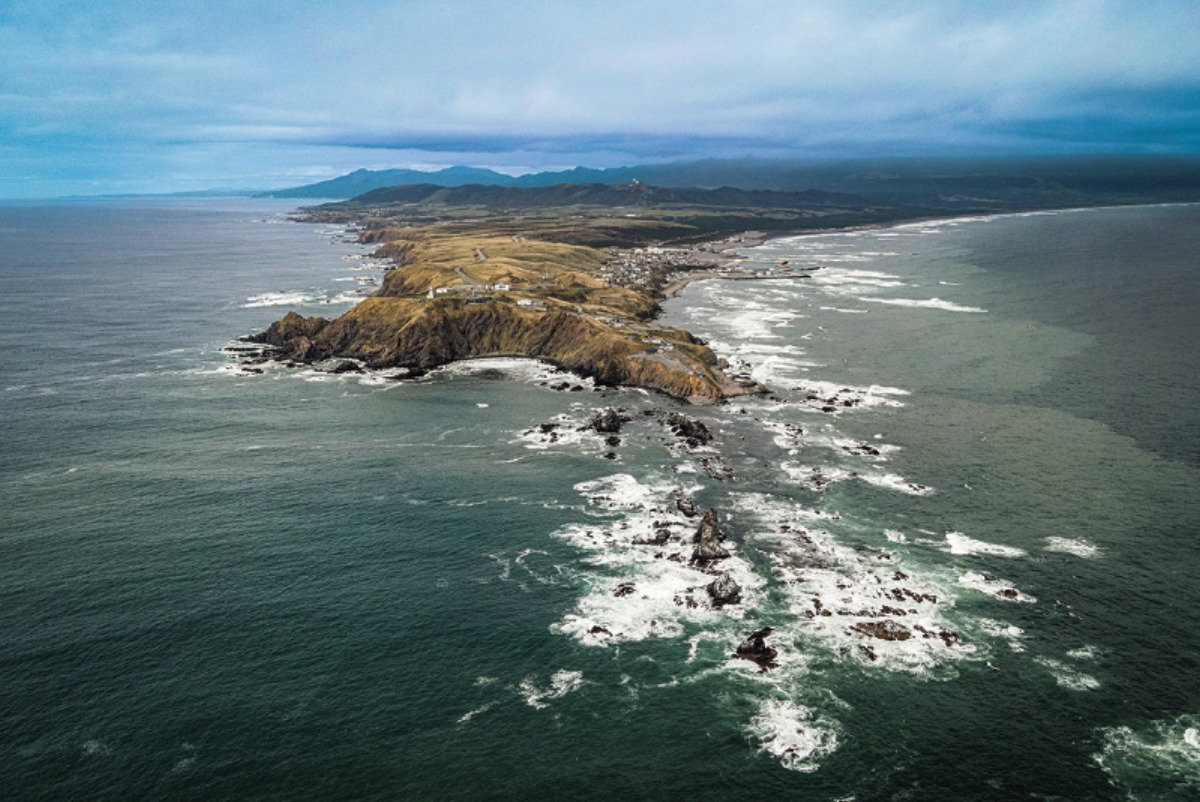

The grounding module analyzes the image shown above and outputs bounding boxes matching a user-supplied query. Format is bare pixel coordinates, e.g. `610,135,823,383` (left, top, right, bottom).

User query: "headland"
245,183,898,402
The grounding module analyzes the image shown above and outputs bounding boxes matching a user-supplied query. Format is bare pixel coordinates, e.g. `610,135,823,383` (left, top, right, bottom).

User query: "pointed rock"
690,508,729,566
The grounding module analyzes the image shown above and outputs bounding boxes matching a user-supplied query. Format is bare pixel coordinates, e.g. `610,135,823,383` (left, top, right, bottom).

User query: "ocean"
2,198,1198,801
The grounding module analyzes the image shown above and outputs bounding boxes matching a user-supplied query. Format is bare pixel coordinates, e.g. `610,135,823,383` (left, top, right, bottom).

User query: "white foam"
723,307,799,341
730,492,971,674
1066,644,1101,661
862,297,987,313
456,701,497,724
1096,713,1200,792
857,472,933,496
957,571,1034,603
977,618,1026,652
747,355,808,387
944,532,1027,558
551,474,762,645
519,669,586,709
515,413,592,451
796,380,909,408
780,462,854,492
806,435,901,461
242,291,316,308
818,306,869,314
325,290,367,305
1044,537,1101,559
750,700,839,773
783,461,931,500
1035,657,1100,690
812,269,907,291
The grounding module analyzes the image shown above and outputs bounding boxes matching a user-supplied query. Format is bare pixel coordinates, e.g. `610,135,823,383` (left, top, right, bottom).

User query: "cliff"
251,299,753,403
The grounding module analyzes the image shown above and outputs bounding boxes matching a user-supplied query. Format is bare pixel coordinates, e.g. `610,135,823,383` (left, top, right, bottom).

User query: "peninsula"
247,182,895,402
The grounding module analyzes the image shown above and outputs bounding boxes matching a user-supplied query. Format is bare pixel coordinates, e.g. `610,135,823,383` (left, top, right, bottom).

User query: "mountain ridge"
257,155,1200,208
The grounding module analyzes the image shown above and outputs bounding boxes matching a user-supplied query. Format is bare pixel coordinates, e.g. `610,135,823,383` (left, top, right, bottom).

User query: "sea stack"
734,627,779,670
690,508,729,566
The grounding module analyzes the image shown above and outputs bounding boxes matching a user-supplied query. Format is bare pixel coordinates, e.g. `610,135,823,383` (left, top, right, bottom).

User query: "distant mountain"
260,155,1200,208
256,166,518,198
345,182,865,209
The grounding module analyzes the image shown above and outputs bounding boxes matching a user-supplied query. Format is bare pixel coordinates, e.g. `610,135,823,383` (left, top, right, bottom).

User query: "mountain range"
345,182,863,210
256,156,1200,210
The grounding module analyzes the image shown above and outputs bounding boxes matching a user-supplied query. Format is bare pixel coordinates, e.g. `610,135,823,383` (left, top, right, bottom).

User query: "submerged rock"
614,582,636,598
851,620,912,641
706,572,742,607
691,508,729,566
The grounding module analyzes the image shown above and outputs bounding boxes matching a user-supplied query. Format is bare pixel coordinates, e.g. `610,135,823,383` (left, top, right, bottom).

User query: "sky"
2,0,1199,197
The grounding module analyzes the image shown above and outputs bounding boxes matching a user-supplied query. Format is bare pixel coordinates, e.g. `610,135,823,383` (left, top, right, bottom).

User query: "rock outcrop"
674,490,700,518
587,408,630,434
664,412,713,447
691,508,729,566
249,298,749,403
734,627,779,670
707,572,742,607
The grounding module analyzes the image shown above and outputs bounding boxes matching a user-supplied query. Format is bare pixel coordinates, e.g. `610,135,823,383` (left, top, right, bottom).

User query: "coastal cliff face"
251,299,741,402
251,201,767,403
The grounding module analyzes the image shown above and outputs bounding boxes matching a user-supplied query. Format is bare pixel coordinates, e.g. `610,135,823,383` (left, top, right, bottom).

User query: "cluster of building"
425,281,511,299
599,246,709,289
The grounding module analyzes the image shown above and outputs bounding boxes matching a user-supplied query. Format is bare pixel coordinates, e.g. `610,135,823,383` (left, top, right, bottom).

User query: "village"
599,242,799,293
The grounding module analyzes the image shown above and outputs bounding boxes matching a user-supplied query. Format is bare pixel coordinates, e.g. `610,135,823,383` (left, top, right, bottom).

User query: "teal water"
2,200,1198,800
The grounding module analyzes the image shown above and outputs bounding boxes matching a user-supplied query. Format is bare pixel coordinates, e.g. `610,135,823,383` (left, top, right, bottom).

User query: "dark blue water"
2,199,1198,801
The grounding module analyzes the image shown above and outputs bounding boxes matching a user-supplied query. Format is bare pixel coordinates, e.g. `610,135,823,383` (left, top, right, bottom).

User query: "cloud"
2,0,1199,194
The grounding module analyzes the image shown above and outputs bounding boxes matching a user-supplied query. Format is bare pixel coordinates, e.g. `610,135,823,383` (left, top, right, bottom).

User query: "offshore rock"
664,412,713,447
734,627,779,670
588,407,630,434
852,620,912,641
691,508,729,566
328,360,363,374
634,526,672,546
706,572,742,607
674,490,700,518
